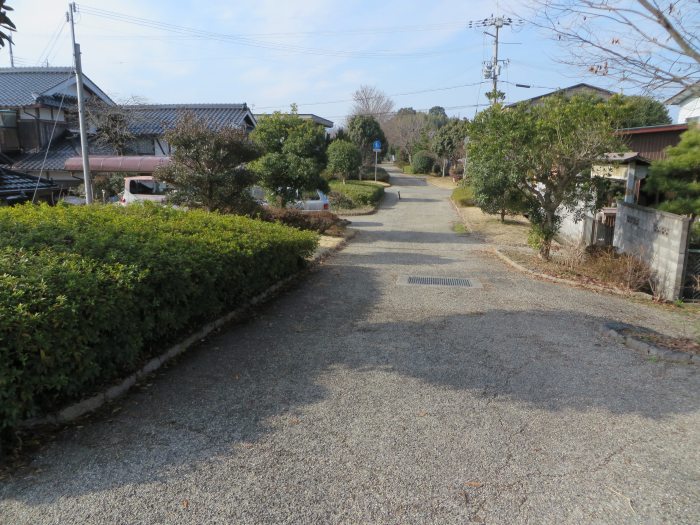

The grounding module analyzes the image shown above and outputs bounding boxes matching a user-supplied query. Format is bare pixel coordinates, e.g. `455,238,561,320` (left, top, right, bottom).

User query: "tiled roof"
125,104,255,135
9,133,114,172
0,166,58,196
0,67,74,107
0,67,113,107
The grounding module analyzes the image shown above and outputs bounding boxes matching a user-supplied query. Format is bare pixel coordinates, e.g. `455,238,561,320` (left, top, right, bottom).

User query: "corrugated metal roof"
64,156,171,173
0,166,58,196
125,104,256,135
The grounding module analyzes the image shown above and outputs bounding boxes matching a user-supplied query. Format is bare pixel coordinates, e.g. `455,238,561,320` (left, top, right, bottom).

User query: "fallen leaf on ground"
182,499,189,509
464,481,483,488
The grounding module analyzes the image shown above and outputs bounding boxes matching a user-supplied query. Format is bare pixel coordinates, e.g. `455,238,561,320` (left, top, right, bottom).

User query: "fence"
613,203,693,301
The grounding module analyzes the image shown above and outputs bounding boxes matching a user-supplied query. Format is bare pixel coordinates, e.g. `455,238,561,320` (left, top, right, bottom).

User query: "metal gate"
683,249,700,301
593,213,616,247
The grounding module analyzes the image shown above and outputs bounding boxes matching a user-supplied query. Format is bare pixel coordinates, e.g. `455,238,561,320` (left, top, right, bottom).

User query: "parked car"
120,176,169,205
290,189,330,211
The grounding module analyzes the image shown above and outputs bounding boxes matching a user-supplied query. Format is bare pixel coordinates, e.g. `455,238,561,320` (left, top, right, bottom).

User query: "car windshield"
129,179,168,195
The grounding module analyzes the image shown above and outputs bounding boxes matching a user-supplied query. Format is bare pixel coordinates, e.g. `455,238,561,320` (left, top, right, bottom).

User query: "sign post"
372,140,382,182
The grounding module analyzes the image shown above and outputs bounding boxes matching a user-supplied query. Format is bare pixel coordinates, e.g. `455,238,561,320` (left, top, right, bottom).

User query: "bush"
328,180,384,209
261,207,348,235
452,185,476,206
0,203,318,435
402,165,415,174
359,166,390,183
411,150,436,174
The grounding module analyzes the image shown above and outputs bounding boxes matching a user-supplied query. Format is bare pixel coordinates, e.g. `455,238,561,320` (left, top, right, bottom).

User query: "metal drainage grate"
399,276,481,288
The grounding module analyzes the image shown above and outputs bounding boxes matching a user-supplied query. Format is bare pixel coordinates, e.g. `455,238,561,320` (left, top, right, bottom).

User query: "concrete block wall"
613,203,691,300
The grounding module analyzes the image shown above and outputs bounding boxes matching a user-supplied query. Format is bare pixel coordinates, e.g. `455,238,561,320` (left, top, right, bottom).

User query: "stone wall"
613,203,692,300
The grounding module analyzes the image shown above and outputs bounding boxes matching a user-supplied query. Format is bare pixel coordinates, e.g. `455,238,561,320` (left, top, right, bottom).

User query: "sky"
3,0,682,126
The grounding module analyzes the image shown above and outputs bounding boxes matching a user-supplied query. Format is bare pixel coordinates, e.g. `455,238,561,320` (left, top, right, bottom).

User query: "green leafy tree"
346,114,387,166
155,113,261,213
432,119,468,177
646,125,700,216
251,109,328,205
607,94,671,129
427,106,449,130
327,140,362,183
0,1,15,48
468,95,620,259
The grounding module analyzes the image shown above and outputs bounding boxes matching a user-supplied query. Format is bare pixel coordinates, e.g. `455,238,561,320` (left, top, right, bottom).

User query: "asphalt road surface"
1,169,698,524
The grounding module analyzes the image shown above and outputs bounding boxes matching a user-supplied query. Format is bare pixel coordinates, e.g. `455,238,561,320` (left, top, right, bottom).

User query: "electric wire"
76,4,472,60
32,92,67,204
254,81,488,111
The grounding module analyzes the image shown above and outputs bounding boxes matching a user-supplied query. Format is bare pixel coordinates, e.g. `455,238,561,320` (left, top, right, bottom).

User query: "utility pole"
468,16,522,104
67,2,93,204
8,34,13,67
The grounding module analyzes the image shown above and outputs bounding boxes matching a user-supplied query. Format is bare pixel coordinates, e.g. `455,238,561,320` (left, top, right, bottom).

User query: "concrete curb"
595,324,696,364
19,230,355,429
492,247,655,301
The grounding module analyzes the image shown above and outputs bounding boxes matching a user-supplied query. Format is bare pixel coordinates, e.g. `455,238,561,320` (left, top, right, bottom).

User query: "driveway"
1,168,698,524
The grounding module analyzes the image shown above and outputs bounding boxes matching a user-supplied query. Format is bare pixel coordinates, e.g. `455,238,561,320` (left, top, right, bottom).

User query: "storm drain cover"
398,276,482,288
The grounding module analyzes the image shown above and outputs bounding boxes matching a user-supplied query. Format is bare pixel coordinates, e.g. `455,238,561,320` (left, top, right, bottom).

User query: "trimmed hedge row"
359,166,390,183
0,203,318,433
328,180,385,209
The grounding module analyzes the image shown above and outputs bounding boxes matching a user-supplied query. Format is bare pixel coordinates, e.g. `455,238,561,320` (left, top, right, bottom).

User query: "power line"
254,81,488,111
76,4,473,60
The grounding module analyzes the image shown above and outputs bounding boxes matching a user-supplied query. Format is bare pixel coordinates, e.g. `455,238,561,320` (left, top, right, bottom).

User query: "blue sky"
4,0,678,125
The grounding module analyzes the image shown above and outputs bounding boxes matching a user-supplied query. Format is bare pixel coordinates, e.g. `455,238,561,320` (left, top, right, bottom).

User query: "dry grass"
426,177,458,190
456,205,531,247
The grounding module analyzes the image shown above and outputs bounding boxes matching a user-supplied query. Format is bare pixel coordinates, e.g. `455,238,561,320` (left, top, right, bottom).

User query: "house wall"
678,97,700,124
613,203,691,300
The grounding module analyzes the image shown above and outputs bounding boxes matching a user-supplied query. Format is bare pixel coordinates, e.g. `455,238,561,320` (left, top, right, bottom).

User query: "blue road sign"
372,140,382,152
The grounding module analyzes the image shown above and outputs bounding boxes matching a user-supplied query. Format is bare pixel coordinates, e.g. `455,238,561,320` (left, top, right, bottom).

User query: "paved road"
2,169,699,524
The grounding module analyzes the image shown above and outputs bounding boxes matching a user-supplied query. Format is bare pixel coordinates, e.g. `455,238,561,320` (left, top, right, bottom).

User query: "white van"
120,176,169,205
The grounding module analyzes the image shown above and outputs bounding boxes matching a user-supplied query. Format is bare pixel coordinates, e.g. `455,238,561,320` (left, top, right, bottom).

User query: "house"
125,103,258,157
507,83,615,107
665,83,700,124
0,165,59,205
0,67,114,189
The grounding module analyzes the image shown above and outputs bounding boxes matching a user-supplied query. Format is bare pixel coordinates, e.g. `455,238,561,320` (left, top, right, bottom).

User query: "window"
129,179,168,195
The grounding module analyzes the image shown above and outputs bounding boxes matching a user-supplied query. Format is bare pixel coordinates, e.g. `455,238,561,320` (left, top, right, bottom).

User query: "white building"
666,83,700,124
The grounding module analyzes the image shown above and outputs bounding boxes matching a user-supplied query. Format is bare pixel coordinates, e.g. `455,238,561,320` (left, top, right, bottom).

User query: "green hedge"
328,180,385,209
0,203,317,434
359,166,390,183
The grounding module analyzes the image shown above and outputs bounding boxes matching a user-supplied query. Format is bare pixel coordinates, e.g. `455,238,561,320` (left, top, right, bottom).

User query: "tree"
154,113,261,213
530,0,700,92
384,111,428,163
427,106,449,130
83,97,136,155
646,125,700,215
251,110,328,205
346,114,386,166
432,119,468,177
327,140,362,183
467,95,620,259
0,1,15,48
350,85,395,124
607,94,671,128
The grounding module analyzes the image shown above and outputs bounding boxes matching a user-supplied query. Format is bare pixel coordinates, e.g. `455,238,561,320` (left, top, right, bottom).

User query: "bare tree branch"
350,85,395,124
526,0,700,93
